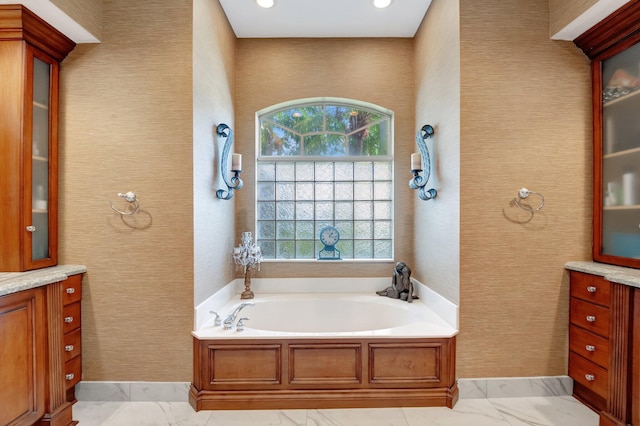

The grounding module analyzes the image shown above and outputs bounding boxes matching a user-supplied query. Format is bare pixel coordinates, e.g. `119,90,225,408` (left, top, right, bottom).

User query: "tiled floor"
74,396,599,425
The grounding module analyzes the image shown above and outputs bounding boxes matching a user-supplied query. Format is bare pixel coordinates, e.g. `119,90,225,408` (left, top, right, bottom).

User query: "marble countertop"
0,265,87,297
565,261,640,289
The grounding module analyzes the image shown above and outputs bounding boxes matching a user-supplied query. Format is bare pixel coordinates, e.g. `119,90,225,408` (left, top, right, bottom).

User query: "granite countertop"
0,265,87,297
565,261,640,289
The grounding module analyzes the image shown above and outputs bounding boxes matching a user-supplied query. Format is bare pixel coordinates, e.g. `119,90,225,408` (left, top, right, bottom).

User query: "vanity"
0,266,86,426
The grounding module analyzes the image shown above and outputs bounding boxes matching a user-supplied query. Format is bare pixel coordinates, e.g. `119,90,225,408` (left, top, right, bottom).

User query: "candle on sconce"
231,153,242,171
411,153,422,171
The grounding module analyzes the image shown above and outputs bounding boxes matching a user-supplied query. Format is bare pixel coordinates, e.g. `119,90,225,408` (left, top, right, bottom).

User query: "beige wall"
51,0,103,41
549,0,597,38
458,0,592,377
413,0,461,305
235,38,416,279
59,0,194,381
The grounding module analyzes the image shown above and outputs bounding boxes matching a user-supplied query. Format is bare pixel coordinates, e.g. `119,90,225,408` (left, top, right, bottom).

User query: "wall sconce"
409,124,437,201
216,123,243,200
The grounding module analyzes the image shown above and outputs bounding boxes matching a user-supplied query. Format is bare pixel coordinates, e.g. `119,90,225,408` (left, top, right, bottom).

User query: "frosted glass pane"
276,162,295,180
374,182,392,200
31,213,49,260
33,58,50,106
335,221,353,239
335,202,353,220
258,182,275,200
336,240,353,258
354,221,373,239
277,221,294,239
276,202,294,220
315,162,334,181
315,202,333,220
354,182,372,200
335,182,353,200
276,183,294,200
354,240,372,258
354,162,373,181
258,221,275,239
374,240,392,258
374,221,392,239
258,163,275,181
354,201,372,220
277,241,294,259
296,221,314,239
374,201,392,220
257,202,275,220
335,163,353,181
296,241,315,259
296,182,314,200
258,240,275,259
296,202,314,220
315,182,333,200
374,162,392,180
296,162,314,181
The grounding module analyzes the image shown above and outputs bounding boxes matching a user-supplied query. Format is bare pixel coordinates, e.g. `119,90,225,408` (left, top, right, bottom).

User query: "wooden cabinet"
62,274,83,401
0,5,75,272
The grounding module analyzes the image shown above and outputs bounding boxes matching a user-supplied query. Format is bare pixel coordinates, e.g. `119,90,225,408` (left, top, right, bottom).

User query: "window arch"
256,98,394,261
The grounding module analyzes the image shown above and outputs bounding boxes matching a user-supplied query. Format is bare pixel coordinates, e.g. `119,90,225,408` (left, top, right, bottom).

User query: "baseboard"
75,381,190,402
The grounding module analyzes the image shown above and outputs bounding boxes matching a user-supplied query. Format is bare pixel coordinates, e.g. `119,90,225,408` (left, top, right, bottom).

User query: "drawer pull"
64,345,74,352
26,225,36,232
65,373,75,381
586,315,596,322
586,286,597,293
585,374,595,381
64,316,74,323
585,345,596,352
66,287,75,294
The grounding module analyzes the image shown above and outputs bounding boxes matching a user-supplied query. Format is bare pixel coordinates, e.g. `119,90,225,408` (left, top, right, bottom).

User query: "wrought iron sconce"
216,123,243,200
409,124,437,201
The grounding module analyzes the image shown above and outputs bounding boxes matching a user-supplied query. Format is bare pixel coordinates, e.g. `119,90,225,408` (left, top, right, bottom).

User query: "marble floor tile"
72,401,128,425
207,409,308,425
307,408,408,426
488,396,599,426
82,402,213,426
403,399,511,426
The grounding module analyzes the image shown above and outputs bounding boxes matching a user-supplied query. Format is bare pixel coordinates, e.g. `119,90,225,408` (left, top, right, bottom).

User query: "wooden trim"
632,289,640,426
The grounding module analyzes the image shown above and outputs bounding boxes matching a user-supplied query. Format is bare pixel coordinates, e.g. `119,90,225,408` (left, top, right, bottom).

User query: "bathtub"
190,289,458,411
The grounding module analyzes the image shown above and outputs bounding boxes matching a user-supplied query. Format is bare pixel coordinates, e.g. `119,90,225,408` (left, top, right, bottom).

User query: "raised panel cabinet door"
0,288,46,425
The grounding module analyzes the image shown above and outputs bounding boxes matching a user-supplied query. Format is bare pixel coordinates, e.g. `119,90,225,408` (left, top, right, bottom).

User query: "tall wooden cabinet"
0,5,75,272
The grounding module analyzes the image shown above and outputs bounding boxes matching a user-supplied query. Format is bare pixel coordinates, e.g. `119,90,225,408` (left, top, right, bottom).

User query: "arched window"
256,98,393,260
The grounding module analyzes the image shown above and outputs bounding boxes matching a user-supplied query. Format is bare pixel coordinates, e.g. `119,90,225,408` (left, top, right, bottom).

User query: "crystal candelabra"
232,232,263,299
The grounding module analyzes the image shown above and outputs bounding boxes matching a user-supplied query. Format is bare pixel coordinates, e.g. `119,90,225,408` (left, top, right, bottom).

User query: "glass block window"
257,99,393,261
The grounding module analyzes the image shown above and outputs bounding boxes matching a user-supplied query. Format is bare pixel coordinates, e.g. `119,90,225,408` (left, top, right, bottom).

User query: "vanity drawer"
570,272,610,307
569,325,609,369
63,328,82,362
570,298,609,338
61,274,82,306
569,352,608,400
64,355,82,390
62,302,81,334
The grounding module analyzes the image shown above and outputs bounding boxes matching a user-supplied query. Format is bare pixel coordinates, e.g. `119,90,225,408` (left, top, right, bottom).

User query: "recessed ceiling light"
373,0,391,9
373,0,392,8
256,0,275,8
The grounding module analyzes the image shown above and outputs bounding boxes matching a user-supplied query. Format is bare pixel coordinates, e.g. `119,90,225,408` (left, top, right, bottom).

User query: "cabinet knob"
26,225,36,232
65,373,75,381
586,315,596,322
585,374,595,381
586,286,597,293
585,345,596,352
64,345,74,352
66,287,75,294
64,316,74,323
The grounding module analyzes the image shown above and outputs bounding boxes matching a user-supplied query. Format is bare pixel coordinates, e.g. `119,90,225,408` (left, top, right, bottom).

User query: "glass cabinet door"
600,41,640,261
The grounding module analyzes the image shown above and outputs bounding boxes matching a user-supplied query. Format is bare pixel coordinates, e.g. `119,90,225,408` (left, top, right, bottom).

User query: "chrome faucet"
223,302,255,330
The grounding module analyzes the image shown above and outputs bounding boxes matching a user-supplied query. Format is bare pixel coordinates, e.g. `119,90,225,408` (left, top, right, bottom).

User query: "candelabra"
232,232,263,299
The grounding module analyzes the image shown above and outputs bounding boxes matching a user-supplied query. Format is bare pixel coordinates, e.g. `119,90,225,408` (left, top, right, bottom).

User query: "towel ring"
513,188,544,212
109,191,140,215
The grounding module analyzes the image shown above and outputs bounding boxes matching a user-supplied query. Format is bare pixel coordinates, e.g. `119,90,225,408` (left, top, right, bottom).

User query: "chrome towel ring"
513,188,544,212
109,191,140,215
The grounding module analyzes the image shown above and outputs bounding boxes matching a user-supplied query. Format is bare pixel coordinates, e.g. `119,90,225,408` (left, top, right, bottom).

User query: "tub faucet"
223,302,255,330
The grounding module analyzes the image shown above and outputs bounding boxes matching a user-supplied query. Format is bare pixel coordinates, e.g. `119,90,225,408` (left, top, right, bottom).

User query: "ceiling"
218,0,433,38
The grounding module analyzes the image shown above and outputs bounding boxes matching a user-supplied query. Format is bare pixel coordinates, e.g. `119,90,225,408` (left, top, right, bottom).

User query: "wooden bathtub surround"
190,337,457,410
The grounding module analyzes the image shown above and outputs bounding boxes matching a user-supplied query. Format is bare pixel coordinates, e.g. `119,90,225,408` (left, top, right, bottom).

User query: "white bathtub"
192,293,457,339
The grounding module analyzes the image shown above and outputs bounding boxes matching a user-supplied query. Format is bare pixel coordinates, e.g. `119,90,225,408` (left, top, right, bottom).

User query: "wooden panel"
61,274,82,306
632,289,640,426
369,343,441,385
289,344,361,385
606,283,632,423
570,271,611,307
208,344,281,386
569,325,609,368
569,352,608,400
64,355,81,390
62,301,81,334
63,328,82,362
570,298,610,338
